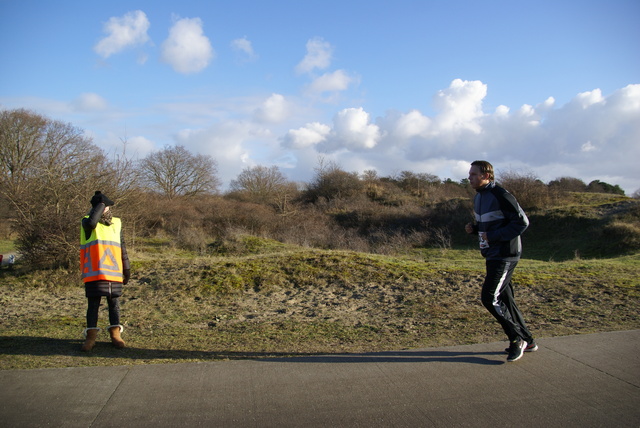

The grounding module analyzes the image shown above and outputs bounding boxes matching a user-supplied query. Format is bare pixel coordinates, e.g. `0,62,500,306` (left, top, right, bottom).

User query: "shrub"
498,170,551,210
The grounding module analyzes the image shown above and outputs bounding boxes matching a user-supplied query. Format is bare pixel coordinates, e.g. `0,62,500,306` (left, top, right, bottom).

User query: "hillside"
0,192,638,370
1,242,638,370
523,195,640,260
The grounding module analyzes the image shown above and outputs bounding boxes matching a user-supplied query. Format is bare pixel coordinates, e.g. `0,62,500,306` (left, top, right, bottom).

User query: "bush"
498,170,551,210
304,162,363,202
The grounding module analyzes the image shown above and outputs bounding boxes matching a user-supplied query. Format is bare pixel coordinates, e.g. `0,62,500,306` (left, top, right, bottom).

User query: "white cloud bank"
121,80,638,194
5,80,638,194
65,12,640,194
273,80,640,193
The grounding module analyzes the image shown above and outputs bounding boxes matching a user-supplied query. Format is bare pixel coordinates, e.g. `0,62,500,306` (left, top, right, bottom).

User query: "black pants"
86,296,120,328
481,260,534,343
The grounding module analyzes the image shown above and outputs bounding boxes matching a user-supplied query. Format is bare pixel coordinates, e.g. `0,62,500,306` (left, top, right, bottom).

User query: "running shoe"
505,340,538,354
507,338,527,362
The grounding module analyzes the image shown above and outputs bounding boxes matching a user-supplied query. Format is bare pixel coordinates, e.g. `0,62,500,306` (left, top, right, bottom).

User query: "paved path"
1,330,638,427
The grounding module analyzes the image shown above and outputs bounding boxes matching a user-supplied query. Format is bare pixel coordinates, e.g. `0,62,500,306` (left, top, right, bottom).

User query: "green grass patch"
0,240,15,254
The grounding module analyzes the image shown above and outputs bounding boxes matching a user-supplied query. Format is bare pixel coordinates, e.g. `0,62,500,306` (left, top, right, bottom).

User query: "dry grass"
1,246,638,370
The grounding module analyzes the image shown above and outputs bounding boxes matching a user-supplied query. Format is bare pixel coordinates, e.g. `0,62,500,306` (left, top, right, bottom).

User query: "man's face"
468,165,491,190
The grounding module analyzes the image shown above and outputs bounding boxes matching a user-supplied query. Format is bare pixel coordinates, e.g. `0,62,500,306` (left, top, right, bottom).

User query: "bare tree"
228,165,299,213
0,108,48,199
108,136,143,202
0,108,108,268
229,165,287,201
139,145,220,199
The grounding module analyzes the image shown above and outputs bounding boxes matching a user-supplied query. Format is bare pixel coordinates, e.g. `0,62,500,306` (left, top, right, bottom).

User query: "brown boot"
81,328,100,352
108,325,125,349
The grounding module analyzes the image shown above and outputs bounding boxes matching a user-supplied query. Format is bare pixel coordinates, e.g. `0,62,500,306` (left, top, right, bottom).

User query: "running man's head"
469,160,494,190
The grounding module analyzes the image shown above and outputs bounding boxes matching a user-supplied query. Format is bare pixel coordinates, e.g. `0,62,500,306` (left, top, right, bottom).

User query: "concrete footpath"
1,330,638,427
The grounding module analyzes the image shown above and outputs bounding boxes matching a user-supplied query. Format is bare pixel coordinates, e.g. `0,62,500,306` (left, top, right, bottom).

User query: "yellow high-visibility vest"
80,217,123,283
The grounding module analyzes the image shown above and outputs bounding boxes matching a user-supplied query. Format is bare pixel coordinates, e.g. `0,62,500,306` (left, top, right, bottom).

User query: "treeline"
0,108,630,269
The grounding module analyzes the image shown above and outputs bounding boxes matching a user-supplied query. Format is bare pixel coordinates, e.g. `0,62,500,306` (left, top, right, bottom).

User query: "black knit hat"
90,191,115,207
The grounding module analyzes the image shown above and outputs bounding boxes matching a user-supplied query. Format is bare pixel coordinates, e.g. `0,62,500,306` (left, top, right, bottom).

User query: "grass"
523,197,640,261
0,239,15,254
1,195,638,370
1,244,638,370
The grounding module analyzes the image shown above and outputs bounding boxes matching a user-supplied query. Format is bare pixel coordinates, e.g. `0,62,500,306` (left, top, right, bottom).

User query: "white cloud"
71,93,108,111
538,96,556,112
283,108,381,153
518,104,535,117
231,36,257,61
581,141,597,153
609,84,640,111
295,37,333,75
325,107,381,151
573,88,604,109
432,79,487,134
387,109,431,140
173,119,276,187
6,78,639,194
125,136,154,155
253,93,290,123
281,122,331,149
161,17,214,74
273,81,640,193
87,130,156,160
94,10,150,58
307,70,354,94
495,105,510,117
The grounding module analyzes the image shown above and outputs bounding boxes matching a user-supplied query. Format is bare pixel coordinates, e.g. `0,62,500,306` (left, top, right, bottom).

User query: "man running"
465,161,537,362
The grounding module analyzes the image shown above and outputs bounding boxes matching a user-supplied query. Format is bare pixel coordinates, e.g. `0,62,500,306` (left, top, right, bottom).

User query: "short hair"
471,160,494,181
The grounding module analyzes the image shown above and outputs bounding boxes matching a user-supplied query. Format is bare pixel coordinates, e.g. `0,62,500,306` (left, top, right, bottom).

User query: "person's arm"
121,230,130,284
81,203,106,240
465,195,480,235
487,191,529,243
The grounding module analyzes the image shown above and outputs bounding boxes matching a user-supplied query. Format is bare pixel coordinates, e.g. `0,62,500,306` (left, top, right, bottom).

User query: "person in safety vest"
80,191,130,351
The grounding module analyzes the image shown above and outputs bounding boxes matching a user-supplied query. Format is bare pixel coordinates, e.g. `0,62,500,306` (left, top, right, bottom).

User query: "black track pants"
86,296,121,328
481,260,534,343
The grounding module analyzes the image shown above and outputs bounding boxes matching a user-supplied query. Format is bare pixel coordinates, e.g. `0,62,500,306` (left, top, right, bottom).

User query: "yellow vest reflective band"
80,217,123,283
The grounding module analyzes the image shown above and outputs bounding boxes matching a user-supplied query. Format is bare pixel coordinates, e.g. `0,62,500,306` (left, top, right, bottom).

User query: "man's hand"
465,223,475,234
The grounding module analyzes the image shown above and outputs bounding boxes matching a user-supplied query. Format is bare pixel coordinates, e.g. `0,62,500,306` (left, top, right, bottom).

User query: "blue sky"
1,0,639,193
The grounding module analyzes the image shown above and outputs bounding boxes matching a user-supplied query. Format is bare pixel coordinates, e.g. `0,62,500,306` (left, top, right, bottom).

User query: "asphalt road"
1,330,638,427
